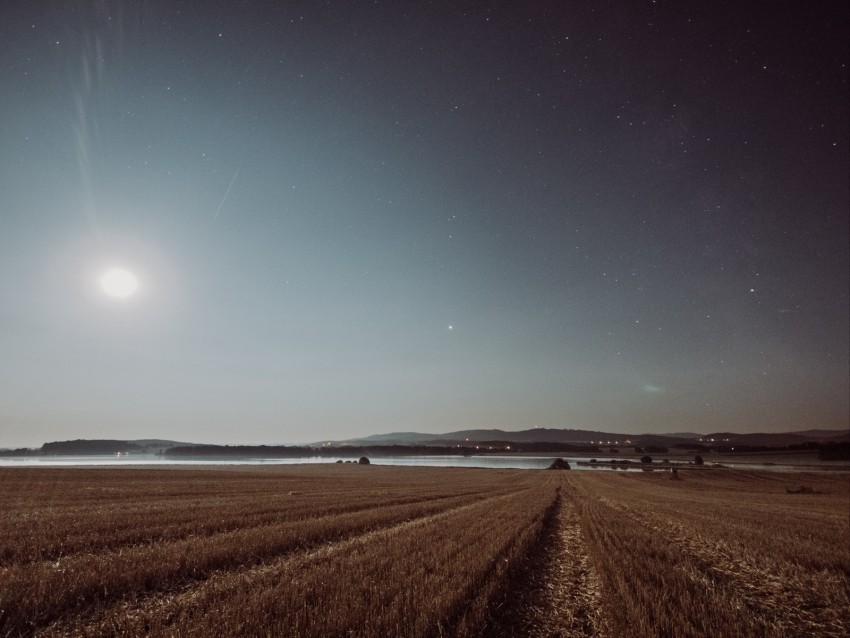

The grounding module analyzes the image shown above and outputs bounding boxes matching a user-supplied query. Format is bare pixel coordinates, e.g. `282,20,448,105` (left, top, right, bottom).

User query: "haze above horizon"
1,2,847,449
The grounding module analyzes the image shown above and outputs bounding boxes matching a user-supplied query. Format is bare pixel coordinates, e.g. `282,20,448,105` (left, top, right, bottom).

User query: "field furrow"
608,503,850,637
580,498,773,637
38,486,555,637
1,478,520,635
541,498,606,637
5,497,464,633
486,486,607,637
564,471,850,638
2,466,847,636
1,468,504,565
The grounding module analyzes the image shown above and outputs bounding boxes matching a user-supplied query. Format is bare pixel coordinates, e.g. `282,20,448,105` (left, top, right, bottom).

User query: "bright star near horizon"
100,268,139,299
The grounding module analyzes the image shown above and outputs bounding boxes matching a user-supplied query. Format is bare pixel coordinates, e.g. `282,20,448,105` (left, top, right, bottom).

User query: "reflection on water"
2,455,837,471
0,454,639,471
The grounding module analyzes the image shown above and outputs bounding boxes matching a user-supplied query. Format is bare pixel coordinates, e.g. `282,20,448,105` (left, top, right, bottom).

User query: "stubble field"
1,465,847,637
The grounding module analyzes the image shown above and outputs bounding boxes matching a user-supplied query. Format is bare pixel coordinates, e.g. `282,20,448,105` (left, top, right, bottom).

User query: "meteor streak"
213,162,243,219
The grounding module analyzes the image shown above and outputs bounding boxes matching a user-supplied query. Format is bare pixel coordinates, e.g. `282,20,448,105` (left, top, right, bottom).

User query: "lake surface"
0,454,843,472
0,454,635,471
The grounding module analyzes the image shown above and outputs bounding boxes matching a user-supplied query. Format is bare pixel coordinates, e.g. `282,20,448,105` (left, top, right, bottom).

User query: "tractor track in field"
487,491,606,637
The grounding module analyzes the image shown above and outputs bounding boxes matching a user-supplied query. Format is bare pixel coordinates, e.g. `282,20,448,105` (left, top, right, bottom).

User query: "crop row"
10,465,841,636
0,467,546,635
1,488,495,566
0,467,512,565
40,484,559,637
563,471,850,637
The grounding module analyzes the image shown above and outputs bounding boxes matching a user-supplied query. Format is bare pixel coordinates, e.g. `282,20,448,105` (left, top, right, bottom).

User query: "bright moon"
100,269,139,298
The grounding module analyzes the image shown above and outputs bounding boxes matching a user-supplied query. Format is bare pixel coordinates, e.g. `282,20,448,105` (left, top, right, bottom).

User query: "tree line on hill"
162,441,602,458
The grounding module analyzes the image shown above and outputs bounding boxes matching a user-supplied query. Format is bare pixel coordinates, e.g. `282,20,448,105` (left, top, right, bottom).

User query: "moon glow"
100,268,139,298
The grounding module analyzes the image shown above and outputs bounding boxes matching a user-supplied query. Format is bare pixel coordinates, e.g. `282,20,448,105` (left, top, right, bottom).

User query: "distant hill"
703,429,850,447
15,428,850,457
331,428,629,447
442,428,623,443
789,429,850,442
337,427,850,448
39,439,197,455
130,439,199,448
355,432,438,444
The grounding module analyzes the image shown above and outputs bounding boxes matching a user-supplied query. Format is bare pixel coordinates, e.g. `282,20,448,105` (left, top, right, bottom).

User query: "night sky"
1,1,847,448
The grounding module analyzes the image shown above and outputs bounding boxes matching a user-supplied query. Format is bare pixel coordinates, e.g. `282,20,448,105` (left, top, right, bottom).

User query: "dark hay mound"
786,485,823,494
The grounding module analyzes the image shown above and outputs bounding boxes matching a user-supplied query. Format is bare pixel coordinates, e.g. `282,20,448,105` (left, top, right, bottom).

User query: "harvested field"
1,466,847,637
563,469,850,638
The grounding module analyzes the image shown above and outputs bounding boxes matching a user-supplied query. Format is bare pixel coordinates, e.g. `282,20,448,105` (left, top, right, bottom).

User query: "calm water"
1,454,842,472
0,454,634,470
